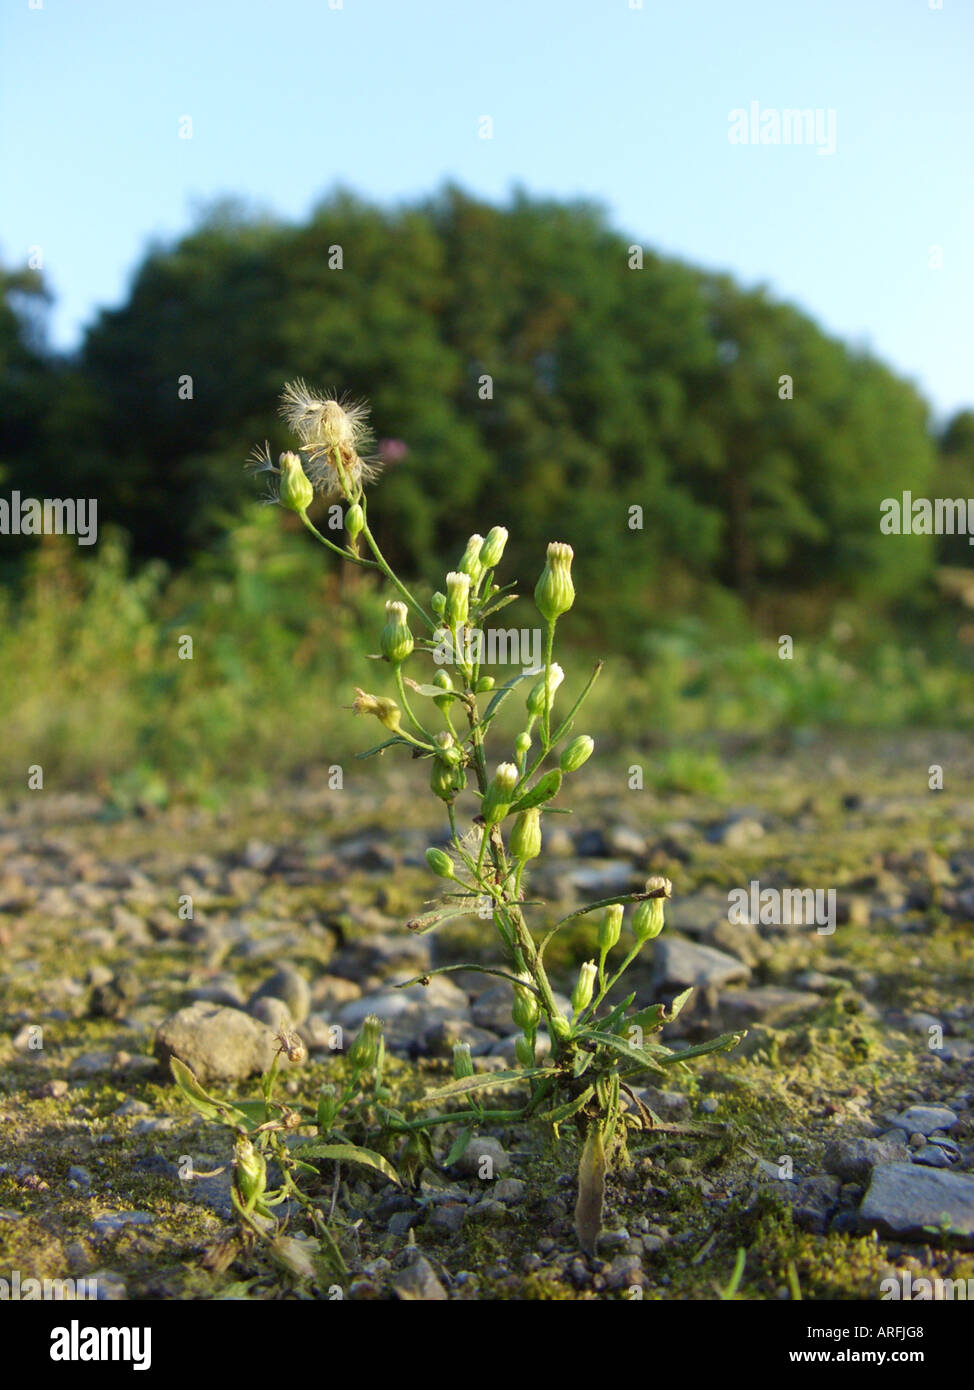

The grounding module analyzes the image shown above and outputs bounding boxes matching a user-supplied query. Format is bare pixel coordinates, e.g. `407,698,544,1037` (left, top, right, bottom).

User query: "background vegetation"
2,187,973,794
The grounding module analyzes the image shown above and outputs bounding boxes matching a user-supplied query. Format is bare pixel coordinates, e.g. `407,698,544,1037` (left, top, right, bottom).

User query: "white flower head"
278,380,379,499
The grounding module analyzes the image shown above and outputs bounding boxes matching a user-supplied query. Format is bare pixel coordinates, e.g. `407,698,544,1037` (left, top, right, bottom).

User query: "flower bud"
426,847,455,879
571,960,598,1015
510,806,542,861
234,1136,267,1207
453,1041,474,1079
432,670,453,710
475,675,495,693
480,526,509,570
548,1013,571,1042
526,664,564,717
316,1085,339,1131
380,600,413,665
514,731,532,761
633,876,672,942
511,982,540,1033
457,534,484,585
598,903,624,954
560,735,594,773
534,541,575,623
481,762,519,825
445,571,470,627
432,591,446,617
345,502,364,540
352,688,402,733
433,729,462,765
514,1035,535,1068
278,452,314,514
347,1014,383,1070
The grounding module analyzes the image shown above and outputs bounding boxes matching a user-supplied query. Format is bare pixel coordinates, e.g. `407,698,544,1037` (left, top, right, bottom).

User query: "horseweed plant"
172,383,744,1262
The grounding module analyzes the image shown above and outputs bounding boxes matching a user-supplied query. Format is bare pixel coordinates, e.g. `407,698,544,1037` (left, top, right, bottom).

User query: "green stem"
299,511,378,568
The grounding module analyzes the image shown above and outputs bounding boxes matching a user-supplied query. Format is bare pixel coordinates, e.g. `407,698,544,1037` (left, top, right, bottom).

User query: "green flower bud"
433,729,462,765
234,1136,267,1207
514,1035,535,1068
514,731,532,761
347,1014,383,1070
481,762,519,825
534,541,575,623
475,675,495,693
430,745,466,803
352,688,402,733
426,847,455,879
598,903,624,954
453,1041,474,1079
445,571,470,627
560,735,595,773
432,591,447,617
510,806,542,861
571,960,598,1015
278,451,314,514
380,600,413,665
548,1013,571,1042
512,982,541,1033
458,534,485,585
526,664,564,718
633,876,672,942
316,1085,339,1132
345,503,364,540
432,670,453,710
480,526,509,570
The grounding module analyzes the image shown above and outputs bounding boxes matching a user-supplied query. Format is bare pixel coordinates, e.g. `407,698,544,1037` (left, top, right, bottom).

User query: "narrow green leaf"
294,1142,400,1185
396,963,542,993
482,668,539,723
355,736,412,759
445,1127,474,1166
574,1123,606,1257
170,1057,240,1123
575,1029,669,1076
625,988,694,1035
662,1032,746,1064
411,1067,555,1108
546,1085,595,1126
405,903,480,934
509,768,562,814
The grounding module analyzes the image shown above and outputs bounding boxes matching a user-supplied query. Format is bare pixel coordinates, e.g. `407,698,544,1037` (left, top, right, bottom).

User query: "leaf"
410,1067,555,1108
482,669,540,723
294,1141,400,1185
662,1032,746,1064
601,992,636,1036
170,1057,241,1123
574,1029,669,1077
509,768,562,814
445,1127,474,1166
545,1085,595,1126
405,903,480,935
574,1123,606,1257
476,592,520,622
396,963,543,993
402,681,463,700
355,736,413,759
624,988,694,1035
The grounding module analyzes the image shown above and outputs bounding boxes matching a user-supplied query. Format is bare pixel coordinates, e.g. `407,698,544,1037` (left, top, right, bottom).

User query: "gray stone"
717,986,821,1028
392,1254,448,1300
249,996,293,1032
860,1163,974,1246
155,1002,277,1083
889,1105,958,1136
248,966,311,1024
453,1136,510,1179
567,861,637,897
824,1135,909,1183
430,1203,466,1234
653,936,751,991
604,1254,644,1290
493,1178,527,1205
716,817,765,848
911,1145,954,1169
91,1211,155,1237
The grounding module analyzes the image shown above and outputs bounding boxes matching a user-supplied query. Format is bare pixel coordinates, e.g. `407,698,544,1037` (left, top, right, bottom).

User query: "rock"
248,966,311,1023
154,1002,277,1083
452,1136,510,1179
824,1136,909,1183
297,1013,342,1052
792,1175,841,1234
311,975,362,1011
889,1106,958,1136
421,1018,499,1057
859,1163,974,1247
329,932,430,985
430,1203,466,1234
653,936,751,991
493,1178,527,1205
717,987,821,1028
606,824,648,858
91,1211,155,1237
911,1145,953,1169
567,861,637,897
249,996,293,1032
715,817,764,849
632,1086,689,1118
604,1254,644,1290
89,970,141,1019
29,1078,69,1099
392,1254,448,1300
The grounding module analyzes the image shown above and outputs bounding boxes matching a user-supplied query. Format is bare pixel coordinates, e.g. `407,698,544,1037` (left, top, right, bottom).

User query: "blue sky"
2,0,971,421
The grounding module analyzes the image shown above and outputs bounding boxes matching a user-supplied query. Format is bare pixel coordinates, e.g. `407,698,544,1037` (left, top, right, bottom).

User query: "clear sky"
2,0,971,421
